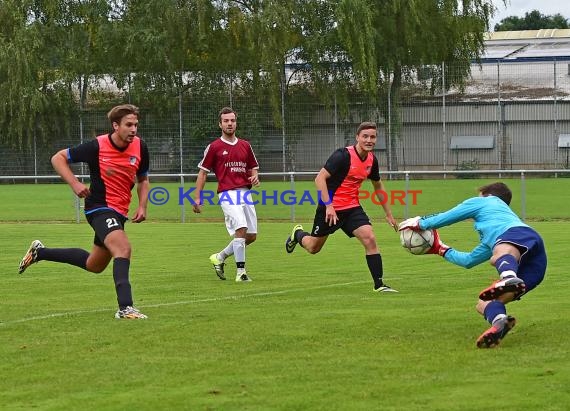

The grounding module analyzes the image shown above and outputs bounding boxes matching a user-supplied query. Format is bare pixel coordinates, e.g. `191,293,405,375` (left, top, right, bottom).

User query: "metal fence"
2,59,570,177
5,169,570,224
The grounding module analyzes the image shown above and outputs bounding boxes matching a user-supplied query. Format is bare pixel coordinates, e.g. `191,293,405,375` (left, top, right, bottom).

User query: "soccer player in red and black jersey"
285,121,399,292
18,104,150,319
193,107,260,282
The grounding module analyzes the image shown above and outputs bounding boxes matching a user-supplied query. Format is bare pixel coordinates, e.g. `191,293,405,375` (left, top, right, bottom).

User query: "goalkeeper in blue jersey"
398,182,546,349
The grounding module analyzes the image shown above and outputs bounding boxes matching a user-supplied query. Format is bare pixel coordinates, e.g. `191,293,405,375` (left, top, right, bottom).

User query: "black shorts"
310,205,371,238
86,209,128,247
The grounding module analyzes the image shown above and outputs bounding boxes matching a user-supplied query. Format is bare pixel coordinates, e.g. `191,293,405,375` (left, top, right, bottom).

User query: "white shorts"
218,189,258,236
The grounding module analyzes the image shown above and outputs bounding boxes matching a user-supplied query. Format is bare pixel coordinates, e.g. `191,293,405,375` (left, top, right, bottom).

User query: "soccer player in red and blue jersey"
285,121,399,293
18,104,150,319
193,107,260,282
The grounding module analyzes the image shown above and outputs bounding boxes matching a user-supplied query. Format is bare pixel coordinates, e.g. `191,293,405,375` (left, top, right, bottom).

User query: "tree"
0,0,77,150
494,9,569,31
335,0,499,171
106,0,219,110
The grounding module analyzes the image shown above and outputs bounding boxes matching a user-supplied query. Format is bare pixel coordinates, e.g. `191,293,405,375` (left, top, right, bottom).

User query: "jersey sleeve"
67,139,99,164
368,155,380,181
323,148,349,175
138,139,150,176
419,197,482,229
247,141,259,170
197,143,214,172
443,243,492,269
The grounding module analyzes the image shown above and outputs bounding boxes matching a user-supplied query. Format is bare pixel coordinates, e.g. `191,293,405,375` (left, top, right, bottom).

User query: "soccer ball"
400,228,434,255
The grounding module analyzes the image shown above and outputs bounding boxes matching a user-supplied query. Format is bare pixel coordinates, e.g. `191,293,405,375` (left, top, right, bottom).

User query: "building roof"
482,29,570,62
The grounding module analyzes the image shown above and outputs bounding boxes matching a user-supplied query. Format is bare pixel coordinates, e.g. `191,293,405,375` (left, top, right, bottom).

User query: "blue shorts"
495,226,547,293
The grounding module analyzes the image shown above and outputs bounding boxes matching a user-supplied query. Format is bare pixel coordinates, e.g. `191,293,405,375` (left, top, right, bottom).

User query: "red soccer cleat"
479,276,526,301
476,316,516,348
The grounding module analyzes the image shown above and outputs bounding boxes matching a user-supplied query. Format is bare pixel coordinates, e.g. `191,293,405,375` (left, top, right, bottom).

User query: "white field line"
1,280,379,327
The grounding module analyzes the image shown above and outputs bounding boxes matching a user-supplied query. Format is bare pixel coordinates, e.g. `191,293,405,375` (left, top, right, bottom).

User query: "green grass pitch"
1,179,570,410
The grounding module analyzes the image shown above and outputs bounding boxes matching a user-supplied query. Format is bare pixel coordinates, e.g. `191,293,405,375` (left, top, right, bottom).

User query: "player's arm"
249,168,260,187
51,149,90,198
132,175,149,223
193,168,208,213
132,141,150,223
370,179,397,231
443,243,491,269
194,143,215,213
420,198,481,230
314,167,337,225
247,142,260,186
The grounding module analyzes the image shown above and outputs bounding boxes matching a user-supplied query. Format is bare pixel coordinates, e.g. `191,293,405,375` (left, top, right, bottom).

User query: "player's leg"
285,223,305,253
475,236,546,348
346,207,397,293
475,297,516,348
244,203,258,246
479,243,525,300
103,229,146,319
352,224,397,293
245,233,257,245
233,226,250,282
209,230,256,280
85,243,112,273
232,204,258,282
18,239,90,274
480,227,542,300
90,210,146,319
210,240,233,280
210,198,241,280
219,198,252,282
286,205,330,254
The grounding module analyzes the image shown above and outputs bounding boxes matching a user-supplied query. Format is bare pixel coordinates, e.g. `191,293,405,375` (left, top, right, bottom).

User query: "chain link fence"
2,59,570,179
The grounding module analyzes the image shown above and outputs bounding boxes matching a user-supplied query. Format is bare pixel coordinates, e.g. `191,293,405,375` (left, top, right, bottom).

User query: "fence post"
442,61,447,176
404,172,410,219
75,195,81,224
180,174,185,223
290,172,295,222
520,171,526,221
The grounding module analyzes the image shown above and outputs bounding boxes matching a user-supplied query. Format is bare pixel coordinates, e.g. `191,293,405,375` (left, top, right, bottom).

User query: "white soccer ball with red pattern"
400,228,434,255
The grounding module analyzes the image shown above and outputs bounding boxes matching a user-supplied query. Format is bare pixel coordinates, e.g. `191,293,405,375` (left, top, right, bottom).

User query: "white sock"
492,314,507,325
219,241,235,261
500,270,517,279
232,237,246,269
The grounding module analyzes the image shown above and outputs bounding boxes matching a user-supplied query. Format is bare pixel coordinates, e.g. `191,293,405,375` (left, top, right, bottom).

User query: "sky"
490,0,570,29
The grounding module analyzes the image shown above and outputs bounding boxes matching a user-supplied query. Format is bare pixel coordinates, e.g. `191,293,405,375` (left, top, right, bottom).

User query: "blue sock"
495,254,519,277
483,300,507,324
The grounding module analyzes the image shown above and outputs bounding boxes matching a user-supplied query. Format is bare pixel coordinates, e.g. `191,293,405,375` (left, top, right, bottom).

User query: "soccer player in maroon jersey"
193,107,260,282
285,122,399,292
18,104,150,319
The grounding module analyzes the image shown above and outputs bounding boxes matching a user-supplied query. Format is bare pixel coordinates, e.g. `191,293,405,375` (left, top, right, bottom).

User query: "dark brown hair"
107,104,140,126
478,182,512,205
356,121,377,135
219,107,237,122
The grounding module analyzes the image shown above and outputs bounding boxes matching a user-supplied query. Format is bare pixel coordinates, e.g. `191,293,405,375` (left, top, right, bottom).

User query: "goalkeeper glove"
426,229,450,257
398,216,421,231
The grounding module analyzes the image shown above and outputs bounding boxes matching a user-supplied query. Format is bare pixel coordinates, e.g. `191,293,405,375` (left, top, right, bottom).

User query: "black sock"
295,230,308,247
236,262,245,269
366,254,383,288
37,248,89,270
113,257,133,309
